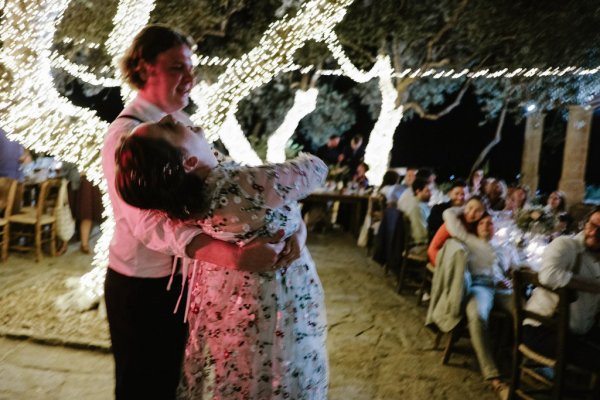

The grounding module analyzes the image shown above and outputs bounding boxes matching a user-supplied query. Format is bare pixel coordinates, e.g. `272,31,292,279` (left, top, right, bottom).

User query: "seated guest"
504,186,528,215
351,161,370,190
464,214,515,397
395,166,417,201
428,196,485,265
404,177,432,257
0,128,31,181
544,190,566,215
523,207,600,373
482,178,506,211
440,207,517,397
427,179,466,241
428,171,446,207
377,170,401,206
467,169,485,197
316,134,341,166
397,168,434,213
338,134,365,173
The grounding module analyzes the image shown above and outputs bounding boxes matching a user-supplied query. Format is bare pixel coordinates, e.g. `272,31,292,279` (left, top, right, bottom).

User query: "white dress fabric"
182,154,329,400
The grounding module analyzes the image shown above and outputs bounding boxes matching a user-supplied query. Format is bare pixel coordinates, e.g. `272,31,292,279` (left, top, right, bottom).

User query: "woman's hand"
274,220,307,269
496,277,513,290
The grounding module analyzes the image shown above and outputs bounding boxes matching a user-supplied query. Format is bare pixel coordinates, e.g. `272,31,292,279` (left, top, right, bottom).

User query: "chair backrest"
401,213,415,253
35,178,62,219
0,177,18,218
512,268,570,390
387,210,407,272
372,206,400,265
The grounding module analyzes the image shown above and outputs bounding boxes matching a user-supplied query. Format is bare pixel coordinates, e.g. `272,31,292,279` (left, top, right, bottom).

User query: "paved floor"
0,232,497,399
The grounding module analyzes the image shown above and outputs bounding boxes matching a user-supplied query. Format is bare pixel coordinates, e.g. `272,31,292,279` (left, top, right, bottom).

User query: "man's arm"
537,236,596,292
186,221,308,272
567,275,600,293
186,231,285,272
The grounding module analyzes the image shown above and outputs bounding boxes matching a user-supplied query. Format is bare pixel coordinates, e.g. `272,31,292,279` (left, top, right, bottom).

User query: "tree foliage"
49,0,600,140
298,82,356,148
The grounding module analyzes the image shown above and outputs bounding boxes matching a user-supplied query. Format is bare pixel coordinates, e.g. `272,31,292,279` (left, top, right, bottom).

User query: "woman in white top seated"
443,208,517,398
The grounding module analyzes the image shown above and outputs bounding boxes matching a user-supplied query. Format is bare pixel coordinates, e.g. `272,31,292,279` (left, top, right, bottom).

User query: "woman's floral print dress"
182,153,329,400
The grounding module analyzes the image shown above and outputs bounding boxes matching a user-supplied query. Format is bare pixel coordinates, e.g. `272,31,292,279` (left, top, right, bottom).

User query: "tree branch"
403,79,471,120
201,4,245,39
340,38,377,63
469,102,508,176
426,0,470,61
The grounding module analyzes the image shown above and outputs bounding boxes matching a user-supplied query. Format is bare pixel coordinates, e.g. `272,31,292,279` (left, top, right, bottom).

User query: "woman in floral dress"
115,115,329,399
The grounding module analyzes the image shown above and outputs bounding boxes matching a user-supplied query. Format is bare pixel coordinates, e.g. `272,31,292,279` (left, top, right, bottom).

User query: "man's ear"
183,155,199,173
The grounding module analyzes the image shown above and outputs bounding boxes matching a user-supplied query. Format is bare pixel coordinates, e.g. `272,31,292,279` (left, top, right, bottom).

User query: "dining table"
301,191,371,237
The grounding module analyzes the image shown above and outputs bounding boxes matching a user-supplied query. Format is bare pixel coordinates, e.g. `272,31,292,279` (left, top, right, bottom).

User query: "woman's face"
140,45,194,113
476,215,494,240
140,115,218,171
464,198,485,223
356,164,366,177
547,191,562,210
511,189,527,209
472,170,483,186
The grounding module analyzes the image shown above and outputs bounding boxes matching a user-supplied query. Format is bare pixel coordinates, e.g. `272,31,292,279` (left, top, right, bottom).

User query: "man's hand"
236,232,286,272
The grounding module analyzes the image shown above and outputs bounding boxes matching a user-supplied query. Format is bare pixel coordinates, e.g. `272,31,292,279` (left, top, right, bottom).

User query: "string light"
189,0,354,156
0,0,108,184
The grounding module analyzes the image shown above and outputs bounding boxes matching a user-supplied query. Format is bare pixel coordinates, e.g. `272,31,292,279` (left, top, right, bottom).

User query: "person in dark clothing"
0,128,30,180
316,134,341,166
427,179,466,241
339,134,365,173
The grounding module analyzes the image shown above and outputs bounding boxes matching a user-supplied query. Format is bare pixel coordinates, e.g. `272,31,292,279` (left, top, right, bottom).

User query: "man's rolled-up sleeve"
132,210,201,258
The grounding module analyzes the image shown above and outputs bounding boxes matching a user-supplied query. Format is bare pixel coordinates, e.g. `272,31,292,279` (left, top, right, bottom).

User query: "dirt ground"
0,231,497,400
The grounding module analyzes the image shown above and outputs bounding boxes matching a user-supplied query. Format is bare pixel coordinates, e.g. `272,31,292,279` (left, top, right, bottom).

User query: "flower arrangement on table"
515,207,556,235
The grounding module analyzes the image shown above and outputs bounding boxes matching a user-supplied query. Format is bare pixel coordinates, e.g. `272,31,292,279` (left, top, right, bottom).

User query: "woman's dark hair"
466,194,484,205
115,134,207,220
120,24,193,89
379,170,400,189
478,210,491,221
412,177,429,193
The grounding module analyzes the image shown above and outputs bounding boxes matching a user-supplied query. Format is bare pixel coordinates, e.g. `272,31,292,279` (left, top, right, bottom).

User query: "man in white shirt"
523,207,600,371
397,168,434,213
103,25,302,400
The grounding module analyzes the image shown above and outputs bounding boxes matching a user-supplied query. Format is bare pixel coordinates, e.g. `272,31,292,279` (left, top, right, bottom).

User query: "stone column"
520,111,545,193
558,105,593,206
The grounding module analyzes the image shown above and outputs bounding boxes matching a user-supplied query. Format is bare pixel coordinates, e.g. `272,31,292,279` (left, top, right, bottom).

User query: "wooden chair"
436,309,511,366
397,215,428,294
372,207,401,272
8,178,61,262
385,210,406,276
0,177,18,261
417,262,436,306
509,268,598,399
